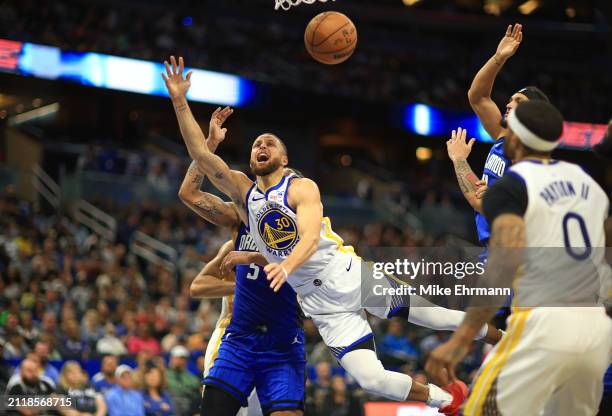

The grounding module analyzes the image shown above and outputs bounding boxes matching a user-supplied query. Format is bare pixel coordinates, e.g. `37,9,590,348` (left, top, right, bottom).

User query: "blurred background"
0,0,610,415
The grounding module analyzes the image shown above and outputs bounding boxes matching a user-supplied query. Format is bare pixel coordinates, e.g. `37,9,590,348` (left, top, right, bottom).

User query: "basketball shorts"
463,307,612,416
299,252,408,357
203,327,306,415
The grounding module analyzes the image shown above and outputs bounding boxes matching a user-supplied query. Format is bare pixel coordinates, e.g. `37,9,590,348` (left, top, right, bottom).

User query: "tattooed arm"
162,56,252,220
447,127,486,213
178,161,241,228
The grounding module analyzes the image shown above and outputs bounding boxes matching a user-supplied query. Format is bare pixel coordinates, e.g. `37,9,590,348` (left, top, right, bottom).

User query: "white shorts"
464,307,612,416
300,252,406,351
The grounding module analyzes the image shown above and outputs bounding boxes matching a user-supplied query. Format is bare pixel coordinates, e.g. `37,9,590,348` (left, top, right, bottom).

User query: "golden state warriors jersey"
246,173,353,295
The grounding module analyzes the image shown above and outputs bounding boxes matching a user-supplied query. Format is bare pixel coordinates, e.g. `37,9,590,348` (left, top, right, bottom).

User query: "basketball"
304,11,357,65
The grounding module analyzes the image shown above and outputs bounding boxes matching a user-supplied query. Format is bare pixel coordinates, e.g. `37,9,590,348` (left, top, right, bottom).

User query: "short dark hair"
517,86,550,103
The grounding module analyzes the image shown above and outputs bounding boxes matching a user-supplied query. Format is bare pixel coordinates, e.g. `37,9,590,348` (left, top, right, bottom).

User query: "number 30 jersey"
229,223,302,333
246,174,354,296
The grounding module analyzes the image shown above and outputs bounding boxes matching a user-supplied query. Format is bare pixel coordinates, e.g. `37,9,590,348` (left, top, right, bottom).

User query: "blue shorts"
203,327,306,415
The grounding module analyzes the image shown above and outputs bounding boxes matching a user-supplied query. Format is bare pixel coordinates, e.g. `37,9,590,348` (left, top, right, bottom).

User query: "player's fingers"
170,56,177,74
468,138,476,149
505,25,512,37
518,32,523,43
451,130,456,141
511,23,519,37
164,61,172,78
178,56,184,75
460,128,466,142
448,365,457,382
186,70,193,82
161,72,168,83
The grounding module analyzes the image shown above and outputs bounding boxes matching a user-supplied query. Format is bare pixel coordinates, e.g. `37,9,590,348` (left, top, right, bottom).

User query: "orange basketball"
304,12,357,65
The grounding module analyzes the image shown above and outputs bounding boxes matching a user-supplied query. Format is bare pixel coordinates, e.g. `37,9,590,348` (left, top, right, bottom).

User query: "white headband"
507,109,559,152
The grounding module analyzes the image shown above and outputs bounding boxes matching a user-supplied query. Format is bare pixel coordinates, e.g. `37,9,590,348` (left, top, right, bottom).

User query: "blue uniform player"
202,223,305,416
447,24,549,247
447,24,550,324
177,105,305,416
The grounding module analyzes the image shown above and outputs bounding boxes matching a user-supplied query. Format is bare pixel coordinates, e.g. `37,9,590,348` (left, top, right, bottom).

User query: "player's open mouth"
257,153,270,162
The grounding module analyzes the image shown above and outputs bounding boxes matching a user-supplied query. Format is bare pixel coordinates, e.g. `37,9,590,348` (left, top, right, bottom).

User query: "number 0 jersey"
246,174,354,296
228,223,302,332
484,159,610,307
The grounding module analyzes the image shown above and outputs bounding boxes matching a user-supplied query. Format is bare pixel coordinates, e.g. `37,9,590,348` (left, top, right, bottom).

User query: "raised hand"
447,127,476,163
209,106,234,145
161,56,193,100
496,24,522,61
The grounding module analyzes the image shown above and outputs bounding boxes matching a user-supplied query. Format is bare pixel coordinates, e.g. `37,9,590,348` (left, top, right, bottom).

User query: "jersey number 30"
246,263,260,280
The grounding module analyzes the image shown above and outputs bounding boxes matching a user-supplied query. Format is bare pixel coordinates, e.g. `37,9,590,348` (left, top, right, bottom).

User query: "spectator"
34,341,61,385
104,365,145,416
128,324,161,356
5,358,55,415
3,331,27,359
57,361,106,416
96,323,127,356
379,318,419,367
0,338,12,392
59,319,90,361
142,366,174,416
165,345,199,416
321,375,363,416
18,310,40,348
92,355,118,394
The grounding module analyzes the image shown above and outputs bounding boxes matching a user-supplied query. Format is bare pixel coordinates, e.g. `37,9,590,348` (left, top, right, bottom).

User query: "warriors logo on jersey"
257,206,299,253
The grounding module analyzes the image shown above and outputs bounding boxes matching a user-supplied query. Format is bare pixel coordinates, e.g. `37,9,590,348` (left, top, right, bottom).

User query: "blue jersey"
229,223,302,333
475,138,511,243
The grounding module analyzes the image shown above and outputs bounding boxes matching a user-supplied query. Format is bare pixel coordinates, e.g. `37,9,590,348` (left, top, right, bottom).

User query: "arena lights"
403,103,608,151
0,39,254,107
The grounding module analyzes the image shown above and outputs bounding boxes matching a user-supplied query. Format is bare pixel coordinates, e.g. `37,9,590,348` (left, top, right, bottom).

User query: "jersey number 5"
246,263,260,280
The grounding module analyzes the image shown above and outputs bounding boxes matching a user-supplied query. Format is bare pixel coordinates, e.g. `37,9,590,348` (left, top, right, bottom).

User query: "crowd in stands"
0,182,491,415
1,0,610,122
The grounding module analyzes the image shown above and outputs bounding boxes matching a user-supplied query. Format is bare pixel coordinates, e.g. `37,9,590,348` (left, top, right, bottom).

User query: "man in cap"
427,100,612,415
104,364,145,416
166,345,200,415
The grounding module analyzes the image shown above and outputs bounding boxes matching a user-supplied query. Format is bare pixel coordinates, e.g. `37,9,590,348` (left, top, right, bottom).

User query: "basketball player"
163,56,503,415
177,109,306,416
448,23,549,242
426,100,612,415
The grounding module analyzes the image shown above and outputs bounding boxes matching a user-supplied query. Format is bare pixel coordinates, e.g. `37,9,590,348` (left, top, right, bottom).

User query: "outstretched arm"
190,240,236,299
179,162,240,228
178,107,242,228
447,128,487,213
264,178,322,292
162,56,251,216
468,24,522,140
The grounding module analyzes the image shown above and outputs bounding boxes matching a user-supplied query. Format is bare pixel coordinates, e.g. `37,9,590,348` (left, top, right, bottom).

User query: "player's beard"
251,158,282,177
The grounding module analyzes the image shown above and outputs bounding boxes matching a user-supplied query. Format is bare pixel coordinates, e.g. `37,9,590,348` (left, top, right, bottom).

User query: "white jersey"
509,159,610,307
246,174,353,296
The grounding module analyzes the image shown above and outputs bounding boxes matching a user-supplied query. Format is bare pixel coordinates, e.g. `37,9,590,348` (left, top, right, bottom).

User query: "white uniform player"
424,101,612,416
463,159,612,416
245,170,493,413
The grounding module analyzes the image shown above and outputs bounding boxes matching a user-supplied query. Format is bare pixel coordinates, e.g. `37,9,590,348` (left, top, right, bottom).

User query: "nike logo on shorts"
346,257,353,272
